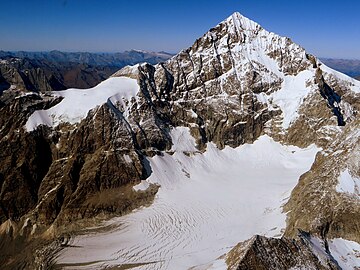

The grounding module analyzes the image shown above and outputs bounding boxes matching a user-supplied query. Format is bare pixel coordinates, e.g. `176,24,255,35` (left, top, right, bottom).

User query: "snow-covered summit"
227,11,262,33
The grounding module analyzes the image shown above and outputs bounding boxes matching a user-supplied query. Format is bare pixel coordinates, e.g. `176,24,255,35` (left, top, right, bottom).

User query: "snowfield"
255,70,315,129
25,77,139,131
57,130,320,270
329,238,360,269
336,169,360,196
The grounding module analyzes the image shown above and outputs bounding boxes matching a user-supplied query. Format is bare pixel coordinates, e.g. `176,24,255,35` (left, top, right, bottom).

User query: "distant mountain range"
320,58,360,79
0,50,173,97
0,50,174,67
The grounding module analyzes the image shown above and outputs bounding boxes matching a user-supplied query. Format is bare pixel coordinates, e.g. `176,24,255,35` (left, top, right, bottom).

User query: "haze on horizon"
1,0,359,59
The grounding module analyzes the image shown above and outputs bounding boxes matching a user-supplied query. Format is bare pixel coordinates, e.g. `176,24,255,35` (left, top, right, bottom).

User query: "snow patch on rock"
336,169,360,196
256,70,315,129
133,180,150,192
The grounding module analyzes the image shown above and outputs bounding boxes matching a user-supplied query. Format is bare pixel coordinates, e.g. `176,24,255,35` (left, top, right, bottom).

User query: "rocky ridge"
0,50,173,106
0,58,60,104
225,232,340,270
0,12,359,269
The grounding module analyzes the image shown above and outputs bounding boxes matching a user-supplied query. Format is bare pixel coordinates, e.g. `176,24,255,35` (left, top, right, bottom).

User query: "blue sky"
0,0,359,59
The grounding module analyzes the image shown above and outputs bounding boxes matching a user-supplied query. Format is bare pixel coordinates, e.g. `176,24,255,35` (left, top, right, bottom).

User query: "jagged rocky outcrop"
225,233,340,270
284,117,360,243
0,58,60,105
0,12,359,269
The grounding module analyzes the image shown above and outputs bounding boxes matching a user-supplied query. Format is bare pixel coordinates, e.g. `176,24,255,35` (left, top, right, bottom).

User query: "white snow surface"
170,126,198,153
25,77,139,131
58,130,319,270
271,70,314,129
336,169,360,196
308,236,331,267
133,180,150,192
192,258,228,270
329,238,360,269
255,70,315,129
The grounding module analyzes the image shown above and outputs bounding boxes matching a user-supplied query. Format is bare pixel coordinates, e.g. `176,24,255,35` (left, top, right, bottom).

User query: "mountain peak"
226,11,262,32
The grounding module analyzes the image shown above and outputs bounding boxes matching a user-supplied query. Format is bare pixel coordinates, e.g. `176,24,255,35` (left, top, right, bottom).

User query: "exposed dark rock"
284,117,360,244
226,233,340,270
315,68,345,126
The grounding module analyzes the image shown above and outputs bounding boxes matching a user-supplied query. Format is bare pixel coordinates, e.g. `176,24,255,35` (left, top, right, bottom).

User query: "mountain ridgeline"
320,58,360,79
0,50,173,104
0,12,360,270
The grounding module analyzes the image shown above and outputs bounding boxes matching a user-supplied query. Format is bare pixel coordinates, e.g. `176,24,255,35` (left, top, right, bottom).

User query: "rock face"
0,58,59,104
0,12,359,269
226,233,340,270
284,117,360,243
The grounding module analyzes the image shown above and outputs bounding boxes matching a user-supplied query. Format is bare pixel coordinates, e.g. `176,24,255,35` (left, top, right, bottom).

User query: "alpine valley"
0,12,359,270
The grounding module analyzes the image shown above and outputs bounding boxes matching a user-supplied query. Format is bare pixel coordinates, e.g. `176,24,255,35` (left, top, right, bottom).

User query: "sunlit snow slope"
329,238,360,269
25,77,139,131
57,129,319,270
